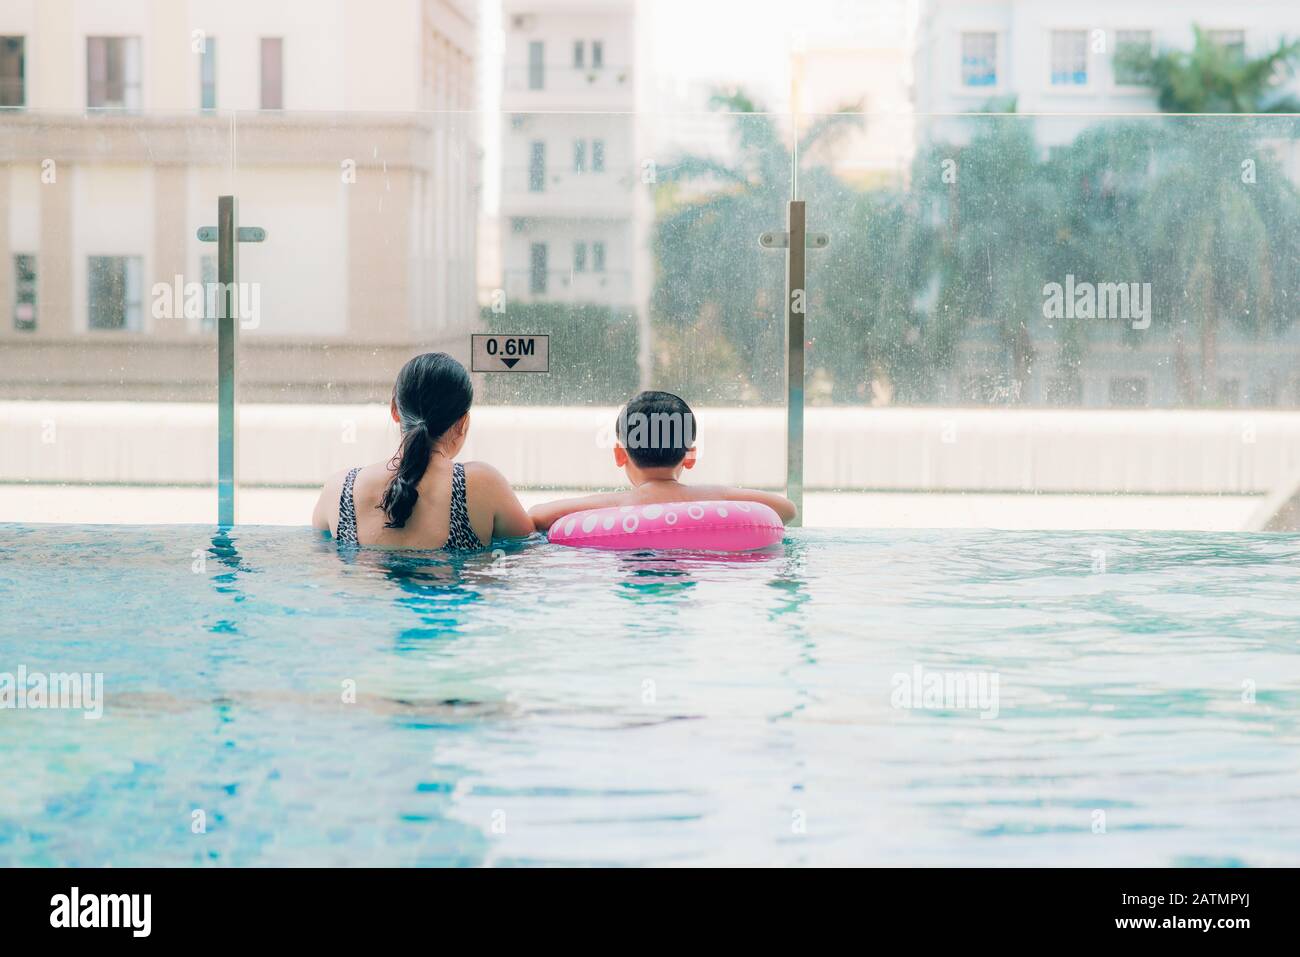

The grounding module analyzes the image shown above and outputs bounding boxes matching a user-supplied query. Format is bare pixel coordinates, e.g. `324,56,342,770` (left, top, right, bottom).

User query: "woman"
313,352,533,549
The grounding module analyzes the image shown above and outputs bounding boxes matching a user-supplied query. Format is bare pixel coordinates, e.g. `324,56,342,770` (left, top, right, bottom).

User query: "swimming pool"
3,523,1299,866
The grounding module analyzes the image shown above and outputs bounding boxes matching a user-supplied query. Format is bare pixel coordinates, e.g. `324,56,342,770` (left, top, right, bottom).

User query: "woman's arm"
312,470,346,531
464,462,534,540
528,491,629,532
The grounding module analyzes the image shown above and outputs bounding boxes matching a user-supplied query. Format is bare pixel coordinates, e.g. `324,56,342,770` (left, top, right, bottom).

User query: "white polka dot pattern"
548,500,783,553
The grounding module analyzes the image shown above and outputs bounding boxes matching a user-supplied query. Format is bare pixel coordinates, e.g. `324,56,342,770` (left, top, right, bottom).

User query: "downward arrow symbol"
500,357,521,369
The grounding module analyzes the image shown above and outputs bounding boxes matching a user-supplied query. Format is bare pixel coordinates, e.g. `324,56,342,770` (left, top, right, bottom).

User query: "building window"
260,38,283,109
592,139,605,172
573,40,584,68
592,241,606,273
13,254,36,331
573,139,586,172
1051,30,1088,86
961,32,997,88
88,256,143,331
0,36,24,107
592,40,604,69
1108,377,1148,408
574,241,587,272
1208,29,1246,61
87,37,142,109
528,41,544,90
529,243,548,294
1113,30,1153,85
528,141,546,191
200,37,217,110
961,32,998,89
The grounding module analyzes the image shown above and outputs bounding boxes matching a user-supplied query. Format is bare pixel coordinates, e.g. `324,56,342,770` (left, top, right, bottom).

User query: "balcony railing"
500,165,636,200
502,65,633,96
502,268,632,304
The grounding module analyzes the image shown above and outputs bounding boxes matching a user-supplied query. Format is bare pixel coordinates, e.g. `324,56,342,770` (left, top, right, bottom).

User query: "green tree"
1118,26,1300,114
809,187,940,403
1037,121,1162,397
1133,120,1300,402
913,117,1067,402
1112,28,1300,402
651,90,866,403
923,28,1300,407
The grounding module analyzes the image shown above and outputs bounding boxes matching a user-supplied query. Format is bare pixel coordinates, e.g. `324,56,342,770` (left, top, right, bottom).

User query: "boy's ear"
613,443,629,468
682,447,697,470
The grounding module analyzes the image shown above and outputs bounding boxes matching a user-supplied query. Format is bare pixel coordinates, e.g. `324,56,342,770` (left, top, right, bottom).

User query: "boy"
528,390,797,531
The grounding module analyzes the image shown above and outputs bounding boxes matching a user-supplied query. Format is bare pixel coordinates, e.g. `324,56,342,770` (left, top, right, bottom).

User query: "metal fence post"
785,199,806,527
216,195,238,527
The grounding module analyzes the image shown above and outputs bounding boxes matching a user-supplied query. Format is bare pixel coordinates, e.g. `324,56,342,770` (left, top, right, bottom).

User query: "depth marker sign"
471,334,549,373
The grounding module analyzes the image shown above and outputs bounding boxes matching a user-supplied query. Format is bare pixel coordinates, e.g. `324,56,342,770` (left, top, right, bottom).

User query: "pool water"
2,523,1299,866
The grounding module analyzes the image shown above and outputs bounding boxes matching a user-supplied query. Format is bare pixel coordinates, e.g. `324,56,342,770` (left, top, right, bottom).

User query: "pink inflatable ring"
547,500,784,552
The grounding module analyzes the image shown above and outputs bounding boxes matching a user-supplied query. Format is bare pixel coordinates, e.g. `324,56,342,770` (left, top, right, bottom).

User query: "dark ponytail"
379,352,473,528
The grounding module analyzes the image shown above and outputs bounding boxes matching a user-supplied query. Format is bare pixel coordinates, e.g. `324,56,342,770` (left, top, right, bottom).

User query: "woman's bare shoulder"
461,460,513,489
315,463,390,510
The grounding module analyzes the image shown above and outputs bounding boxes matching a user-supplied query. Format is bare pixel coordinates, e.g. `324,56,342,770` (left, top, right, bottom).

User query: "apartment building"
498,0,647,314
0,0,478,401
914,0,1300,143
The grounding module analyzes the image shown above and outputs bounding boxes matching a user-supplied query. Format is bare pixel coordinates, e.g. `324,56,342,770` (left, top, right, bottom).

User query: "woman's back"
319,459,525,550
311,352,533,550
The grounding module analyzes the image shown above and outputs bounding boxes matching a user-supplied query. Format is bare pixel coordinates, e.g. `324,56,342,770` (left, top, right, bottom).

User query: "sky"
645,0,914,111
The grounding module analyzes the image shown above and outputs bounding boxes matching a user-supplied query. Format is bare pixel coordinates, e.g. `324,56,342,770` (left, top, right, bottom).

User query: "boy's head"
614,390,697,475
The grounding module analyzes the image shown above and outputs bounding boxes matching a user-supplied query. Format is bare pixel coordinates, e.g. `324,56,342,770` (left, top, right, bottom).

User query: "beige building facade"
0,0,479,401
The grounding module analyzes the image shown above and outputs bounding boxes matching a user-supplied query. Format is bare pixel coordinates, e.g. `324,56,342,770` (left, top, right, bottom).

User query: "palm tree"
813,187,941,403
1135,121,1300,402
913,116,1067,403
1111,27,1300,402
650,90,872,402
1037,121,1164,398
1118,26,1300,114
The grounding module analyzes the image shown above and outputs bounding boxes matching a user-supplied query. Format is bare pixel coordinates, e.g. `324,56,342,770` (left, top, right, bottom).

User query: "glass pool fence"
3,108,1300,531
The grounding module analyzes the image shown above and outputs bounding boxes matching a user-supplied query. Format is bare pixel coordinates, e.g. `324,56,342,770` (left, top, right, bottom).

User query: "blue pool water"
2,523,1299,866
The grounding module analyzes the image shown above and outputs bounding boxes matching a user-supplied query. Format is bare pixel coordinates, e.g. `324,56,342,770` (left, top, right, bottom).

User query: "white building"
914,0,1300,144
498,0,648,320
0,0,479,401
